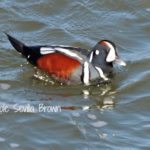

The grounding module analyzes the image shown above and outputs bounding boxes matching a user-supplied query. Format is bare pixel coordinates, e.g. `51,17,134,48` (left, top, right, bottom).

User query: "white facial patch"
40,47,55,54
95,50,100,55
95,66,108,81
105,42,116,62
83,61,90,86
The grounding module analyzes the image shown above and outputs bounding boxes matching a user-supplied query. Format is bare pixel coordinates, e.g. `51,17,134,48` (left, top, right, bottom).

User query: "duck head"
88,40,126,74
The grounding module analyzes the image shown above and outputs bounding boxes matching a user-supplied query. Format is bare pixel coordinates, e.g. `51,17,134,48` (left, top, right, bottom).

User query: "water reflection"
60,83,116,111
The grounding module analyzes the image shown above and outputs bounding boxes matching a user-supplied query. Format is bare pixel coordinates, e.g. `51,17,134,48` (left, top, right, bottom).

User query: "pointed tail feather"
5,33,25,53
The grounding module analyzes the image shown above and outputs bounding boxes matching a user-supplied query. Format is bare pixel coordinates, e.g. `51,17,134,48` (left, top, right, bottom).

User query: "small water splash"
82,105,90,111
82,89,90,99
33,69,55,85
99,133,108,139
102,97,114,109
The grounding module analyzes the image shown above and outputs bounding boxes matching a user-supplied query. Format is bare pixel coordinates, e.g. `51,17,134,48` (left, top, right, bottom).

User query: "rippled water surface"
0,0,150,149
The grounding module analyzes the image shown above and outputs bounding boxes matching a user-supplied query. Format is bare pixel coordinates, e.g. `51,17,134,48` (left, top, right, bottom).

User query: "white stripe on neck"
95,66,108,81
89,51,94,62
83,61,90,86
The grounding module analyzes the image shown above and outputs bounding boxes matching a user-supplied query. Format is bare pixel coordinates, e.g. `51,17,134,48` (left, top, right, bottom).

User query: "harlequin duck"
6,33,126,85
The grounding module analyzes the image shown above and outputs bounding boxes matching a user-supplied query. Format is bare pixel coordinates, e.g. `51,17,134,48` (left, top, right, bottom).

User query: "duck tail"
5,33,26,53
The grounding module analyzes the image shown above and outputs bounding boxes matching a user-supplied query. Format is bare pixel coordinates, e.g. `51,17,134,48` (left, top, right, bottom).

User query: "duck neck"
87,50,113,75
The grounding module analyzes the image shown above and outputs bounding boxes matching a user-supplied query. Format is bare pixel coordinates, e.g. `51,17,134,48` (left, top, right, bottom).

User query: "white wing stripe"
54,47,83,60
40,50,55,54
40,47,83,61
40,47,55,54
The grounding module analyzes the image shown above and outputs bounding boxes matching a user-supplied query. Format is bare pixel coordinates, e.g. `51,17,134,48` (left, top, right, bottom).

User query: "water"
0,0,150,149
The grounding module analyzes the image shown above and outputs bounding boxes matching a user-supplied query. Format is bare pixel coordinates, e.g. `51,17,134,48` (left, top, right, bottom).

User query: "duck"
6,33,126,85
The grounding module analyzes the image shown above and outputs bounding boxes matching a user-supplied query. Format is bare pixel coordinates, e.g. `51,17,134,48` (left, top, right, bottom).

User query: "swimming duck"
6,34,126,85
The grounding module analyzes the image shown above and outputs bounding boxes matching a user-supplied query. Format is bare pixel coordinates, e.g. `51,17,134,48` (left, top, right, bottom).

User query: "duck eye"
95,50,99,55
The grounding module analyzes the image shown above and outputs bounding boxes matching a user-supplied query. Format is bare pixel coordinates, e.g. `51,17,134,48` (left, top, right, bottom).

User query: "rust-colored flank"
37,53,80,79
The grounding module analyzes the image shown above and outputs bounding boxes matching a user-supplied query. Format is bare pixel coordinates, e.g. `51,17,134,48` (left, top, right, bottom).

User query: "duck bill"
114,58,126,66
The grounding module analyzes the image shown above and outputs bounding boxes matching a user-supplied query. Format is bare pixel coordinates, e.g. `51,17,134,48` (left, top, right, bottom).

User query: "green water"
0,0,150,149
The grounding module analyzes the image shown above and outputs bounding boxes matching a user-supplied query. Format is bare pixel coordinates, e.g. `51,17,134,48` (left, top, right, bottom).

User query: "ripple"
72,112,80,117
79,126,86,135
99,133,108,139
90,121,107,128
9,143,20,148
0,137,6,142
11,20,46,32
146,8,150,12
0,83,11,90
87,114,97,120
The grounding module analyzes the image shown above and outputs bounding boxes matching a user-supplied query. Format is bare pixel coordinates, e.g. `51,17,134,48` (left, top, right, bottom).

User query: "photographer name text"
0,104,61,113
